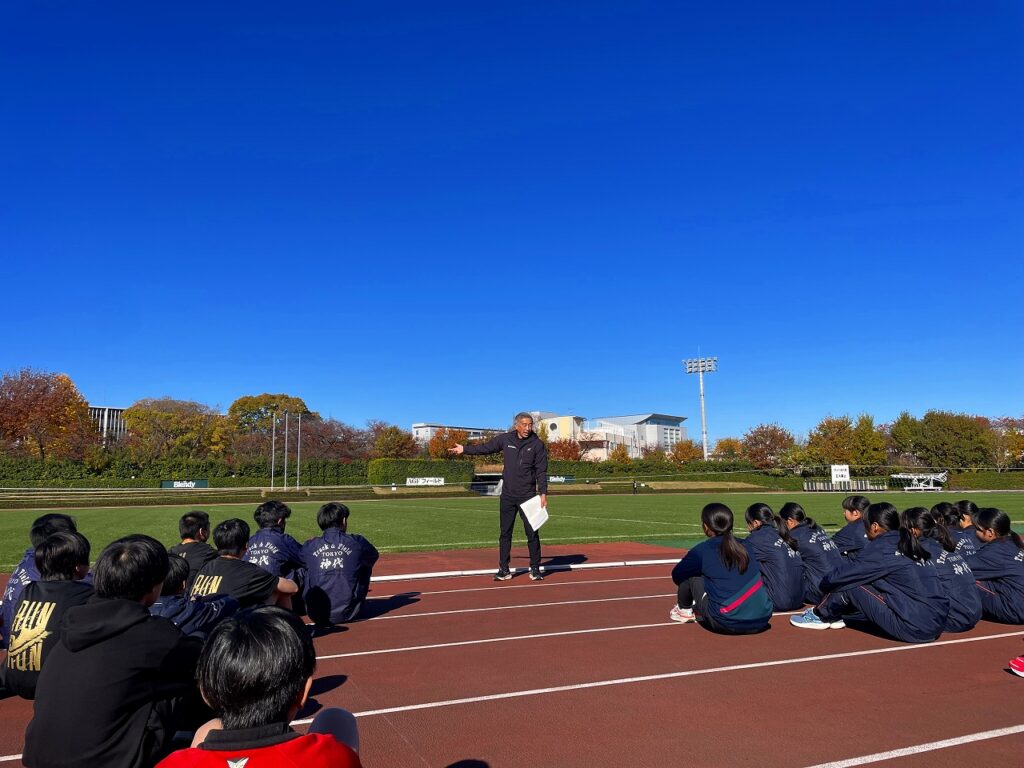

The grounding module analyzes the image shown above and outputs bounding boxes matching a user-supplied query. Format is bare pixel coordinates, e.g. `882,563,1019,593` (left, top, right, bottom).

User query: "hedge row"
948,471,1024,490
367,459,475,485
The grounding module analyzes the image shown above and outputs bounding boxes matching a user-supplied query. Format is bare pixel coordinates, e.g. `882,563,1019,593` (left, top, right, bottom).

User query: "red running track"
2,542,1024,767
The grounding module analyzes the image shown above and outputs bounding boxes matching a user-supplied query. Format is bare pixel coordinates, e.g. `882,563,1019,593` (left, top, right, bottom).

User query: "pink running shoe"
1009,656,1024,678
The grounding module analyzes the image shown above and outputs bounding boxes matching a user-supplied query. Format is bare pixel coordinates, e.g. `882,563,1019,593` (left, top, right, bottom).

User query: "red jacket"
158,729,362,768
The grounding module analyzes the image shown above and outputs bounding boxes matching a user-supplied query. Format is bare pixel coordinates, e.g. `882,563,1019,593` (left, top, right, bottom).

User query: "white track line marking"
802,724,1024,767
291,630,1024,723
367,593,676,620
556,514,701,527
372,558,678,582
373,574,667,598
376,533,693,551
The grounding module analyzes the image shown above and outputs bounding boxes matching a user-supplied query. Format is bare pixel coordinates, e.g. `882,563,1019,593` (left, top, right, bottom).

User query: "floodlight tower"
683,355,718,460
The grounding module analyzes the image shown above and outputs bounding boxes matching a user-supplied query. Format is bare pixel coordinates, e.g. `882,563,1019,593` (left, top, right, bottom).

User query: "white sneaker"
669,605,695,623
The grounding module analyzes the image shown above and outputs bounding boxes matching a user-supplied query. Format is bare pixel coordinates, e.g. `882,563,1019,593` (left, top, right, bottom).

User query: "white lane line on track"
556,514,700,527
376,533,691,551
291,629,1024,723
802,724,1024,767
366,593,676,620
372,558,678,582
373,574,667,599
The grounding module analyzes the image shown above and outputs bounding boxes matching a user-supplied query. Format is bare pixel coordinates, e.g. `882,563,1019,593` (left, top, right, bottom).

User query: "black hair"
865,502,929,562
745,502,798,551
702,503,749,574
956,500,979,524
162,554,190,596
930,502,958,528
93,534,170,600
198,606,316,729
778,502,823,533
841,495,871,515
29,513,78,548
253,500,291,530
213,518,251,556
36,531,91,581
179,511,211,540
901,507,955,552
316,501,351,531
974,508,1024,549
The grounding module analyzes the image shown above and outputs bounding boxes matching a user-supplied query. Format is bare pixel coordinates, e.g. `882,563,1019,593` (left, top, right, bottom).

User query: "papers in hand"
520,494,549,530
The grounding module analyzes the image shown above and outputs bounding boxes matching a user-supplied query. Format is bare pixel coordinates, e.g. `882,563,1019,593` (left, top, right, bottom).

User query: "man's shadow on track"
445,761,490,767
357,591,421,619
511,554,588,571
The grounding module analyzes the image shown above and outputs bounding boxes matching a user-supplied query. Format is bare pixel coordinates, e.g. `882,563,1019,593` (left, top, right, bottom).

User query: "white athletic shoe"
669,605,696,623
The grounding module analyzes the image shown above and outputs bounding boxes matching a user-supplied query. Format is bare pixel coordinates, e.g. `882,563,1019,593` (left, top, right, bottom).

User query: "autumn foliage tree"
711,437,744,460
428,428,469,458
123,398,230,463
668,439,704,465
547,438,583,461
372,425,419,458
607,443,632,464
741,423,795,469
0,368,97,462
227,393,316,434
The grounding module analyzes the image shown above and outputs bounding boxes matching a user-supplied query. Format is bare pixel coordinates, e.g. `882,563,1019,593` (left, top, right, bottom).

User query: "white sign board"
830,464,851,484
406,477,445,486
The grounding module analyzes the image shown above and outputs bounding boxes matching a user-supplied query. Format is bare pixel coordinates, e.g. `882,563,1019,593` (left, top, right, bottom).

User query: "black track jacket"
462,430,548,501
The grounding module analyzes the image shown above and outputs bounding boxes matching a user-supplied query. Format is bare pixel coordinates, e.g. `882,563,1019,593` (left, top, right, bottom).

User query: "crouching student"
302,502,380,627
778,502,842,604
670,503,773,634
902,507,981,633
157,606,362,768
191,519,298,609
169,511,218,587
968,507,1024,624
23,535,204,768
742,503,804,612
791,503,948,643
833,495,870,559
4,532,93,700
151,555,239,639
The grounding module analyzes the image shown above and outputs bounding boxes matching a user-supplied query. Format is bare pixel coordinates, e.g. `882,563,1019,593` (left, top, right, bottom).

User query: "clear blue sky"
3,1,1022,441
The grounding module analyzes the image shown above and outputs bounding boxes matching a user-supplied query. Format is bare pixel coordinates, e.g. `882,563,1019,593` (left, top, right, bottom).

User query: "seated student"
902,507,981,633
833,495,870,559
245,500,306,585
150,555,239,639
967,507,1024,624
191,519,298,609
949,500,979,557
670,503,773,635
778,502,842,605
4,532,93,700
169,511,218,586
1,513,78,650
741,503,804,612
157,606,362,767
23,535,204,768
791,502,948,643
302,502,380,627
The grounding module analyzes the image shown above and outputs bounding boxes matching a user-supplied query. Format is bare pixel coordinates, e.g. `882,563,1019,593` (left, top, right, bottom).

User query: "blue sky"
2,1,1022,441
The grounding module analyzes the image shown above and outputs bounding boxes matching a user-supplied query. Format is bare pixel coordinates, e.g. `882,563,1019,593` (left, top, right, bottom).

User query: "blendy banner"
160,479,210,489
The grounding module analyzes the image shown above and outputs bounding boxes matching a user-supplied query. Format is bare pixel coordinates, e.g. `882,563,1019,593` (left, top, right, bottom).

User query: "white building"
579,413,688,460
411,422,503,446
88,406,129,444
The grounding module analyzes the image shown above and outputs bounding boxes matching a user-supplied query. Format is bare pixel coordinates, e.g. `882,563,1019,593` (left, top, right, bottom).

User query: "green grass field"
1,491,1022,570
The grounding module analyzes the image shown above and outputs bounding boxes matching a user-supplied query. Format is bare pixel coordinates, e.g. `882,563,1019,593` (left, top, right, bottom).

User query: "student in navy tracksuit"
832,495,870,559
968,507,1024,624
670,503,773,635
778,502,841,604
303,502,380,627
742,503,804,611
791,503,948,643
946,500,979,557
902,507,981,633
245,500,307,602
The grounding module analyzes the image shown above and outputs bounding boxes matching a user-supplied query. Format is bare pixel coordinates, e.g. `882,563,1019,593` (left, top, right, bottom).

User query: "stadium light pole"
282,410,290,490
270,414,277,491
683,355,718,460
295,412,302,490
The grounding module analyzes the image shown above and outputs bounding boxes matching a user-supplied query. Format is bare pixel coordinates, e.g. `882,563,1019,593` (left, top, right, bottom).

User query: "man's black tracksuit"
462,430,548,572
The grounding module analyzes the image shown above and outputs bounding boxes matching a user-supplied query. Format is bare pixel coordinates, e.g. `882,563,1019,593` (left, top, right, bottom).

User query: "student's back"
949,527,978,557
970,537,1024,623
742,525,804,611
789,521,841,602
917,536,981,632
169,541,217,586
832,520,868,559
302,503,380,626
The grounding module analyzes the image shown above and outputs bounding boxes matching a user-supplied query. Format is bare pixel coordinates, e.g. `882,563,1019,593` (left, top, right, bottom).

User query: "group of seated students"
0,500,378,768
670,497,1024,665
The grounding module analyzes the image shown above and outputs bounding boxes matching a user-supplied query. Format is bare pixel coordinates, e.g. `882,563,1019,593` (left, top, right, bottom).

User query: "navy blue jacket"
968,537,1024,624
1,549,37,649
917,537,981,632
302,528,380,625
821,530,948,643
462,430,548,500
742,526,805,611
789,522,842,604
244,527,305,583
832,520,868,559
672,536,773,632
949,527,978,558
149,593,240,639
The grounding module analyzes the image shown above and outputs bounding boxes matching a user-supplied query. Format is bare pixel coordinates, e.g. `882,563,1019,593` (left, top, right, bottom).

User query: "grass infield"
1,491,1022,570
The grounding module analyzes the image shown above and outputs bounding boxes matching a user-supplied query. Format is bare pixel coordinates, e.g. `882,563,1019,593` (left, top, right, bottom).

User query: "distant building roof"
590,413,687,426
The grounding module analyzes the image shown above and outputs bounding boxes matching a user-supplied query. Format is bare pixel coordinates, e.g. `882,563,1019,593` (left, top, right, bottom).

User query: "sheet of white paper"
520,494,549,530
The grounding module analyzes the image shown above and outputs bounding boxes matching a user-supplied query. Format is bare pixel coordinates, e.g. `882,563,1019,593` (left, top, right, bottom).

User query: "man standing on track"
450,412,548,582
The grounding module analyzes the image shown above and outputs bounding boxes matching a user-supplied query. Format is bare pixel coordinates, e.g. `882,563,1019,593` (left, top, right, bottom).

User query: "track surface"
2,542,1023,767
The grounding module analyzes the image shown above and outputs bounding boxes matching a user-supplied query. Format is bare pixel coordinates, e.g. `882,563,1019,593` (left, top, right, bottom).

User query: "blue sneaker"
790,608,845,630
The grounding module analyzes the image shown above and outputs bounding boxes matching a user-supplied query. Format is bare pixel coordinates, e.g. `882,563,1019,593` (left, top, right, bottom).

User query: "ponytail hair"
974,508,1024,549
746,502,798,551
930,502,958,528
778,502,822,533
901,506,955,552
703,503,750,574
956,500,979,525
841,495,871,514
866,502,929,562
